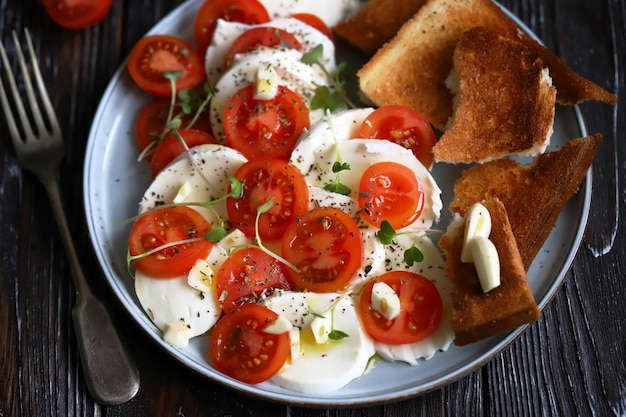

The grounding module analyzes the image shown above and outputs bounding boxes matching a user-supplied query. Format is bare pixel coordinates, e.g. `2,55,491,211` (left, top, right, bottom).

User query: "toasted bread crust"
433,27,556,163
450,134,602,269
439,198,540,345
333,0,428,55
358,0,520,130
357,0,616,131
512,29,617,105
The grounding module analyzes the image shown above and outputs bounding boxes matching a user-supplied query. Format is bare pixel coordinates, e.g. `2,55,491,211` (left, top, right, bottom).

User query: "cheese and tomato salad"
125,0,453,393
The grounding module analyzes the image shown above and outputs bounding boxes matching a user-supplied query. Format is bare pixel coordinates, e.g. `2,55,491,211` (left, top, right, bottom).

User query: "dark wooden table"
1,0,623,416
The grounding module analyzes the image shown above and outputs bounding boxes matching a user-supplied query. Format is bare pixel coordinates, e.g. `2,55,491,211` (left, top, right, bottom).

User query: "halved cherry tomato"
357,105,436,169
135,100,213,159
292,13,334,41
128,207,213,278
223,27,304,70
359,271,443,344
281,207,363,292
150,129,217,177
43,0,112,29
210,304,290,384
128,35,205,97
194,0,270,55
358,161,425,229
227,159,309,241
216,248,293,313
223,85,310,160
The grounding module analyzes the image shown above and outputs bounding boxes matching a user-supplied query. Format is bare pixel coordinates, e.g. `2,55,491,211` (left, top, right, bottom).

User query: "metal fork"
0,30,140,405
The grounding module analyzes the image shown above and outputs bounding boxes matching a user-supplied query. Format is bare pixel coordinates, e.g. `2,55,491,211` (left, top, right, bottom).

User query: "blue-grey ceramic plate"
83,0,589,406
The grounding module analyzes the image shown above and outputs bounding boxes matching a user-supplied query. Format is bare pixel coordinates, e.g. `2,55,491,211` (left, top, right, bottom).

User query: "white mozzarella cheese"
258,0,361,27
138,144,247,225
134,265,222,339
370,233,455,365
262,290,375,393
205,20,249,84
205,18,335,85
290,109,443,230
209,48,330,141
134,229,254,343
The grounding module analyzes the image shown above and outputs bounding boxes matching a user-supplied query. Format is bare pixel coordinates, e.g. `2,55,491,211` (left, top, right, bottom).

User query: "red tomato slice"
43,0,112,29
223,27,304,70
281,207,363,292
227,159,309,241
128,35,205,98
216,248,293,313
292,13,334,41
150,129,217,177
128,207,213,278
210,304,290,384
359,271,443,344
358,161,425,229
357,105,437,169
135,100,213,159
194,0,270,55
223,85,310,160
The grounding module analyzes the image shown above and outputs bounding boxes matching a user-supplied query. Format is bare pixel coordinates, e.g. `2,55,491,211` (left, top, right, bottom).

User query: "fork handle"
42,174,140,405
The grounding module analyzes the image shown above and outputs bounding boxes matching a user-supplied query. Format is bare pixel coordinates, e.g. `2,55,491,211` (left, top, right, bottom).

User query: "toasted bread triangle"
449,134,602,270
333,0,428,55
433,27,557,163
357,0,616,131
439,198,541,346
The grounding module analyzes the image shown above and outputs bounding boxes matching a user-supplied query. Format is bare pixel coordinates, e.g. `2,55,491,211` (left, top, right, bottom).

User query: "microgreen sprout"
228,198,301,273
137,71,215,162
322,110,351,195
307,305,350,340
376,220,426,267
124,176,242,228
125,177,243,275
301,45,357,110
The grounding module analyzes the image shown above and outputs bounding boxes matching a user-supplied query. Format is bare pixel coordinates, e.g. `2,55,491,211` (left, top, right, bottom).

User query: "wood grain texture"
1,0,624,416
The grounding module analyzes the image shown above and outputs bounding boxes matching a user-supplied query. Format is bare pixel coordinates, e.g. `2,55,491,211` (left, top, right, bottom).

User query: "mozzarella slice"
138,144,247,225
290,109,442,230
258,0,361,27
205,18,336,85
262,291,375,393
369,233,455,365
209,48,331,141
134,265,222,340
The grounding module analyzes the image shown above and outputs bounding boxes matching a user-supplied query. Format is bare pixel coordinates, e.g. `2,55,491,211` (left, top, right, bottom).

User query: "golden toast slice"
357,0,616,131
439,198,541,346
449,133,602,270
333,0,428,55
433,27,557,163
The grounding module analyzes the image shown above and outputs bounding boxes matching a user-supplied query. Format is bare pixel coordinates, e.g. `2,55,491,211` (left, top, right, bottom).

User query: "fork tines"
0,29,61,144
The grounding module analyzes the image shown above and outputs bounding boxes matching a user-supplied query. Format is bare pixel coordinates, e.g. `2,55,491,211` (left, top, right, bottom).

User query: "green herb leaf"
404,246,424,266
332,161,350,173
162,70,182,81
328,329,349,340
376,220,397,245
310,86,344,112
324,181,351,195
307,305,326,319
257,198,274,214
301,44,324,65
228,176,243,199
205,227,227,243
166,117,183,131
